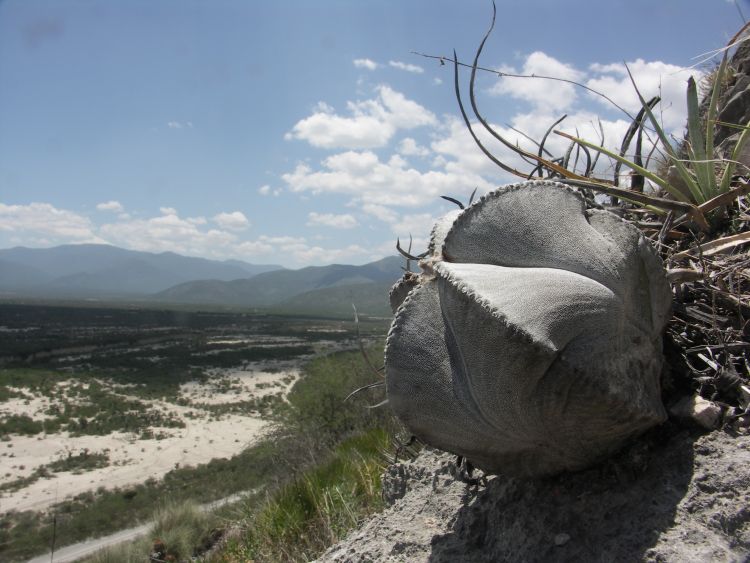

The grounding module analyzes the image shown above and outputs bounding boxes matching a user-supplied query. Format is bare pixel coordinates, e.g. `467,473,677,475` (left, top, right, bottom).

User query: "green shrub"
0,414,44,435
47,450,110,474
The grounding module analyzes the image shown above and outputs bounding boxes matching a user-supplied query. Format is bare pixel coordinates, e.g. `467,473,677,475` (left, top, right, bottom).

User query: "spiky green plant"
558,54,750,208
449,3,749,232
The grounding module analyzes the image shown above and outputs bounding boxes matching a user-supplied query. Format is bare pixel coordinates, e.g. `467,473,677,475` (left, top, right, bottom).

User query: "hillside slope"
271,281,393,318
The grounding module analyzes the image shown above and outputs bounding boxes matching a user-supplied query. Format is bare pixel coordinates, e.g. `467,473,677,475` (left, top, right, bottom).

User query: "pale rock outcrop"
317,430,750,562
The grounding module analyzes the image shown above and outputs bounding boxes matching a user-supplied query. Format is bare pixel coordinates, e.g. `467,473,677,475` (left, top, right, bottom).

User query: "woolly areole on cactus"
385,180,671,477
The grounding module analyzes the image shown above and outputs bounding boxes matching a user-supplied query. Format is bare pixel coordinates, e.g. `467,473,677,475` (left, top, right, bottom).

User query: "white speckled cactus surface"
385,180,672,477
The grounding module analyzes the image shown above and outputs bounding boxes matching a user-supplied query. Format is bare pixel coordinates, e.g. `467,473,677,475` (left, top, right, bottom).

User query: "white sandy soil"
0,365,299,514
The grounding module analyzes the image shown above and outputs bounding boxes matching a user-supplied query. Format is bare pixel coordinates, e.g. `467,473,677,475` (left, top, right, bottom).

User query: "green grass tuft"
218,428,389,562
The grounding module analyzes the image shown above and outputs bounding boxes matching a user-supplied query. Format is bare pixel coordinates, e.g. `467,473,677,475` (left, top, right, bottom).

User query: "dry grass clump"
653,190,750,421
86,500,220,562
214,429,389,562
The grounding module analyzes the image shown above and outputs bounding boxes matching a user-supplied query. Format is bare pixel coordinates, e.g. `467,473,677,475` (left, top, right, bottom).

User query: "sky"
0,0,747,268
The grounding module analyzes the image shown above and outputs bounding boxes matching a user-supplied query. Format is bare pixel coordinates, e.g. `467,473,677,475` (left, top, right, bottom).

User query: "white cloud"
243,236,375,266
213,211,250,231
285,243,368,265
433,77,443,86
390,213,437,242
99,211,237,257
398,137,430,157
258,235,306,247
489,51,584,111
431,117,515,180
167,121,193,129
0,202,382,267
96,200,124,212
313,101,334,113
285,85,436,150
159,207,177,215
306,212,358,229
389,60,424,74
586,59,700,132
361,203,399,223
353,58,379,70
283,147,496,208
236,239,274,255
249,235,368,265
0,202,102,243
258,184,282,196
286,111,391,150
486,51,696,141
378,86,437,128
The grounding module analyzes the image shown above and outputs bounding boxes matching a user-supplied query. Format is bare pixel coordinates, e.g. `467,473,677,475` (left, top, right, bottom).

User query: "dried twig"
413,49,637,121
352,304,384,380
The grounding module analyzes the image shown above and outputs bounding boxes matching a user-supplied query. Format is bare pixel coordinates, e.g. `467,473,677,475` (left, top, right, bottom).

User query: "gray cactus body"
385,180,671,477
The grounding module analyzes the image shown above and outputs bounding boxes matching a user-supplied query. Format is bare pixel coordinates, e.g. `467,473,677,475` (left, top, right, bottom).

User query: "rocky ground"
318,427,750,562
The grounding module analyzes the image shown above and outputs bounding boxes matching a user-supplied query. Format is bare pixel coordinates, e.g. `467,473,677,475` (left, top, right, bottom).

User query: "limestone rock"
670,395,723,430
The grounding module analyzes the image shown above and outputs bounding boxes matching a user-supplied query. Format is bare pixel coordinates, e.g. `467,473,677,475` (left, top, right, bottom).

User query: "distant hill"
271,281,394,318
0,259,53,289
0,244,284,296
154,256,404,310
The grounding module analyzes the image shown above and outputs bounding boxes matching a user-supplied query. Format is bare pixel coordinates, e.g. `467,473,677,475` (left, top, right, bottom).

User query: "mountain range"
0,244,283,296
0,244,404,316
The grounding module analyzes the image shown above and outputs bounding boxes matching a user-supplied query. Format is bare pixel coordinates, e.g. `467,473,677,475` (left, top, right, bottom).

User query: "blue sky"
0,0,746,267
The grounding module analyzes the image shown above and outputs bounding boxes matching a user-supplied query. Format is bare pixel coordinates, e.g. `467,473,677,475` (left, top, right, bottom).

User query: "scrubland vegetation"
81,345,397,562
0,303,394,562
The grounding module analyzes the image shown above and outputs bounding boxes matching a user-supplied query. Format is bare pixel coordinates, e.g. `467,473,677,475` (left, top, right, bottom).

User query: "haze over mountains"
156,257,402,316
0,244,283,295
0,244,402,316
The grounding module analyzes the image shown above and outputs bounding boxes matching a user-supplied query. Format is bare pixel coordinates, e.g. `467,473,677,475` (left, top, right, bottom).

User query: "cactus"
385,180,672,477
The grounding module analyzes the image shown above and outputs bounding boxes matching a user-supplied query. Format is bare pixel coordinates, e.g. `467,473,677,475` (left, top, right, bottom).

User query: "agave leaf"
687,76,715,200
704,55,728,193
719,118,750,193
560,178,709,230
625,65,705,203
554,130,683,199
